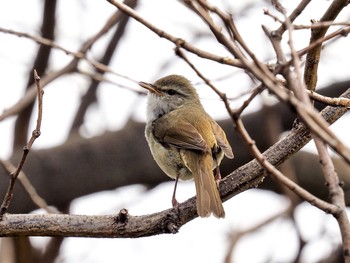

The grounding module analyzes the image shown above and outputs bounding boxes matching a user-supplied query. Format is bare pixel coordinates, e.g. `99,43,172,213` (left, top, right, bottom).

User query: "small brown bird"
140,75,233,218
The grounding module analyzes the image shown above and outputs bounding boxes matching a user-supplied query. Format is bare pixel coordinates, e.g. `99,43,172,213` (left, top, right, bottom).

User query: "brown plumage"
140,75,233,218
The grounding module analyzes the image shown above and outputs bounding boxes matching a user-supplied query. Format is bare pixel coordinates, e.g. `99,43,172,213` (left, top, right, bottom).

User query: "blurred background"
0,0,350,262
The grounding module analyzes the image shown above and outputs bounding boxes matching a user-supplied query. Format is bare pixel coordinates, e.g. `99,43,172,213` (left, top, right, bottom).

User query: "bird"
139,74,233,218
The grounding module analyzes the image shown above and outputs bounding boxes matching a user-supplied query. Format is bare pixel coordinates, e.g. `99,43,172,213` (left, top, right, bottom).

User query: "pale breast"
145,123,193,180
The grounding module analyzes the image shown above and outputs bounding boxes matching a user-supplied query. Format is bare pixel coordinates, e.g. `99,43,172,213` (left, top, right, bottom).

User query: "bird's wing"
211,121,234,159
153,118,209,152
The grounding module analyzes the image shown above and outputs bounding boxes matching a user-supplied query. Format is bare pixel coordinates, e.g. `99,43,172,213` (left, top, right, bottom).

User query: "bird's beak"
139,82,163,96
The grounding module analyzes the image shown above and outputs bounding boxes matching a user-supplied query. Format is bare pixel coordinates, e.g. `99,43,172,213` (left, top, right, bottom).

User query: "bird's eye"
166,89,176,95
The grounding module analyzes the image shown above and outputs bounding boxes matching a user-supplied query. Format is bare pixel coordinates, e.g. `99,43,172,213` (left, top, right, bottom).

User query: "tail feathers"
184,152,225,218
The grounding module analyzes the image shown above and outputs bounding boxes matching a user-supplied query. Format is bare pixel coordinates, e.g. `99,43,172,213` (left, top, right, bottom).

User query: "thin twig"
194,1,350,164
175,47,236,119
274,0,312,35
78,69,144,95
69,0,138,134
225,205,290,263
0,27,131,82
177,45,265,117
262,6,350,166
0,9,138,123
314,139,350,258
298,25,350,58
308,90,350,108
106,0,243,68
0,70,44,219
294,21,350,30
176,43,342,215
0,159,57,214
234,118,338,214
263,8,284,24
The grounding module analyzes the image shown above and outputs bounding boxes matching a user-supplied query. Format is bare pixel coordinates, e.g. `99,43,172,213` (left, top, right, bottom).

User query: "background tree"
0,0,350,262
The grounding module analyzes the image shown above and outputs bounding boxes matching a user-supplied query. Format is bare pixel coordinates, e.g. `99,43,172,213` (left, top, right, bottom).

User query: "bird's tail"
183,152,225,218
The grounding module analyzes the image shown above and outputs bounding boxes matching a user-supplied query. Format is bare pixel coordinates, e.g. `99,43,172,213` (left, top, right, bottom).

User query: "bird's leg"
212,152,222,187
214,166,222,187
172,174,180,207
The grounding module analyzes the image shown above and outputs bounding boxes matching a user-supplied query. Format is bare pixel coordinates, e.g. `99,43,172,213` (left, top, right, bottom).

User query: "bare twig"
0,70,44,218
176,42,342,216
234,117,337,214
69,0,138,134
0,7,137,123
263,8,284,24
106,0,243,68
0,159,56,214
182,0,251,65
298,25,350,58
78,69,143,94
294,21,350,30
189,1,350,164
108,0,350,166
262,9,350,168
13,0,57,149
308,90,350,108
315,139,350,259
179,6,350,257
0,27,131,83
274,0,312,35
225,206,290,263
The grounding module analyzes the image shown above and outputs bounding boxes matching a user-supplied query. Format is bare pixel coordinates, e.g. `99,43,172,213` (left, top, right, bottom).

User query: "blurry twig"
0,70,44,219
0,159,57,214
225,206,290,263
69,0,138,134
78,70,144,95
0,5,138,123
0,26,133,84
13,0,57,149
